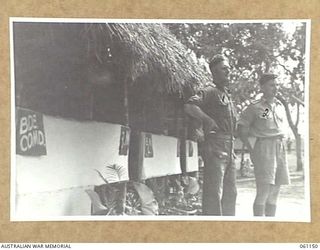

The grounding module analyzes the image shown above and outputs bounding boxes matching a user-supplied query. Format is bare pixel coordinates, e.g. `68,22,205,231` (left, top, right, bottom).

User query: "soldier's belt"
256,135,284,141
207,132,235,140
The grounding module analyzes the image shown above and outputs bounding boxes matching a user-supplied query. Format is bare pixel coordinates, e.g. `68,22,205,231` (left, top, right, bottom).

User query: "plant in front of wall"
86,164,159,216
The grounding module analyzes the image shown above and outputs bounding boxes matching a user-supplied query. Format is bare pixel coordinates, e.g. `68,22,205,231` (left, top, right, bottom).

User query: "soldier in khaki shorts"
238,73,290,217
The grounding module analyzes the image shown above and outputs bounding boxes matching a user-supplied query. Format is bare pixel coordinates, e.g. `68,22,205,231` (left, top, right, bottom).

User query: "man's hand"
203,116,219,135
238,124,255,163
249,150,255,165
184,103,219,136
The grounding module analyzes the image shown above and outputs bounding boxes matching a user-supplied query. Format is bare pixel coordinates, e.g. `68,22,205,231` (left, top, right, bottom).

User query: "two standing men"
185,55,290,216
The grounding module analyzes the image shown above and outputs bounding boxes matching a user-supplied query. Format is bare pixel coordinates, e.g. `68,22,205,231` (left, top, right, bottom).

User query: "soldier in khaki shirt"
238,73,290,217
185,55,237,216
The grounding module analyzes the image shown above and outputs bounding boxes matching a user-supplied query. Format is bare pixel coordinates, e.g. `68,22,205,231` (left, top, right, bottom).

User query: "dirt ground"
234,150,309,221
235,174,309,221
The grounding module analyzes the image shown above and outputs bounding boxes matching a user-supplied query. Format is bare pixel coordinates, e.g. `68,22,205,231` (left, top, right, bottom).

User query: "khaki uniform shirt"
187,85,237,134
238,97,286,138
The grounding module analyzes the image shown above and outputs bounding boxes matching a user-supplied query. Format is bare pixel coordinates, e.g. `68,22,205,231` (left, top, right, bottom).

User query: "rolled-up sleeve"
186,86,213,108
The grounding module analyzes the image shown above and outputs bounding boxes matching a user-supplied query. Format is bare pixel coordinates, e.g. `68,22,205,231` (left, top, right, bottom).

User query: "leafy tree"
167,22,306,171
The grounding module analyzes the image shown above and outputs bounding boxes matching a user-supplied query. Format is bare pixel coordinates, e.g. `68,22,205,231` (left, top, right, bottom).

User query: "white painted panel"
141,133,181,179
16,116,129,194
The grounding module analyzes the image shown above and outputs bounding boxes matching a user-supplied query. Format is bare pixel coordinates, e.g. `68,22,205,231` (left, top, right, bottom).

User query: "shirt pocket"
257,112,277,129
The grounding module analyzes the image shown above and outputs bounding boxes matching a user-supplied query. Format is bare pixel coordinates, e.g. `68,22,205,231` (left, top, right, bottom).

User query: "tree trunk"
295,133,303,171
240,143,246,177
277,95,303,172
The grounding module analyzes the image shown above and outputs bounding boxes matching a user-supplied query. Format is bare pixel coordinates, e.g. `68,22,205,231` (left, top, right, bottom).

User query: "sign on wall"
118,126,130,156
144,133,153,158
16,108,47,156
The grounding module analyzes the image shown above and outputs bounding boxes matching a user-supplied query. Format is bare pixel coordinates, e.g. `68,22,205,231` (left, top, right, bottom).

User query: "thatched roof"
85,23,211,96
13,22,211,124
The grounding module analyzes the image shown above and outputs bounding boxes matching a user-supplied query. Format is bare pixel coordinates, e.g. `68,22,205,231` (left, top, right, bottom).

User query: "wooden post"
240,143,245,177
123,77,129,126
87,84,94,120
180,111,187,175
120,76,130,214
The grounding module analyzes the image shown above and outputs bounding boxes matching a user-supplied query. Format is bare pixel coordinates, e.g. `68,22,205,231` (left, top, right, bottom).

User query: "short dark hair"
259,73,278,85
209,55,226,71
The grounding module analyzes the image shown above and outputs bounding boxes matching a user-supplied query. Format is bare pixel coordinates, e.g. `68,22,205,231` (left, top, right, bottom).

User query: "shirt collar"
215,84,230,95
262,97,281,106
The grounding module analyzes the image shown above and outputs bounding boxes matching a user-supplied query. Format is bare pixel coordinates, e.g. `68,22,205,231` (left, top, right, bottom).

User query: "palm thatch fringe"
84,23,211,96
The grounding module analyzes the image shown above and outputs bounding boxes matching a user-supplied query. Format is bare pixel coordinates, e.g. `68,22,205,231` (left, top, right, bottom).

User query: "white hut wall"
12,22,131,217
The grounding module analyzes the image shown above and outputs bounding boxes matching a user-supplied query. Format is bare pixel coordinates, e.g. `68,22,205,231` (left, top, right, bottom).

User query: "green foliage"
167,22,306,115
167,22,307,170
